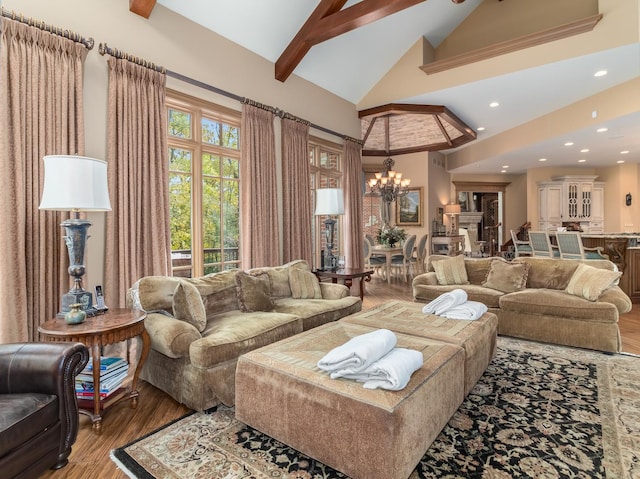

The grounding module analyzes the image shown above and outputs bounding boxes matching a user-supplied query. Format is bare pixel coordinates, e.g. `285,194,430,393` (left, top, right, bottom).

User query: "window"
309,138,343,268
167,91,241,277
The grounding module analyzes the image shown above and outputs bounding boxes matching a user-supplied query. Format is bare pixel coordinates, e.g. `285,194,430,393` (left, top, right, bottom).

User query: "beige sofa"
412,255,632,353
127,260,361,411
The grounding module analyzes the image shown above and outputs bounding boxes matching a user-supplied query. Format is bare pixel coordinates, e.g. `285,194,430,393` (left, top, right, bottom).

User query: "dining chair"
459,228,485,257
556,231,609,260
528,231,560,258
363,236,386,276
411,234,429,274
510,229,533,257
390,234,416,281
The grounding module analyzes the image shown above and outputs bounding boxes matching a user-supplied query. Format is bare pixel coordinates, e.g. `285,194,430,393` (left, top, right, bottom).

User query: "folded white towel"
338,348,424,391
318,329,397,377
440,301,488,320
422,289,468,315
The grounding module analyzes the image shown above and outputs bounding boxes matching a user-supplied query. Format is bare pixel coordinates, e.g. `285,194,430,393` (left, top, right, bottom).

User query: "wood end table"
313,268,374,300
38,308,149,435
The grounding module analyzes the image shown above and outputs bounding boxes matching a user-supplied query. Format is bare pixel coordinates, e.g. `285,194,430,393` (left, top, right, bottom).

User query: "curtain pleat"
0,18,87,342
343,139,364,269
240,104,279,268
282,118,312,264
104,57,170,308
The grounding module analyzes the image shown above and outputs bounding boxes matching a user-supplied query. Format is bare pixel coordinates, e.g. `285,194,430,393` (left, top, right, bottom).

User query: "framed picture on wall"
396,187,423,226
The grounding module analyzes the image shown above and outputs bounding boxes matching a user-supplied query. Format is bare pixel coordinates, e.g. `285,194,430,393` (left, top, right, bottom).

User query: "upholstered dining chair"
364,236,386,276
528,231,560,258
411,234,429,274
390,234,416,281
556,231,609,260
510,229,533,257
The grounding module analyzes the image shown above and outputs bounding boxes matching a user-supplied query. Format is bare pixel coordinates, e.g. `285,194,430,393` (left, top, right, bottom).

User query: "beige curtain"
0,18,87,342
240,103,279,268
104,57,170,308
343,138,364,268
282,117,312,264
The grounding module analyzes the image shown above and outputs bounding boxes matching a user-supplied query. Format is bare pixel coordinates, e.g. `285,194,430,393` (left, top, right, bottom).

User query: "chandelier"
367,157,411,203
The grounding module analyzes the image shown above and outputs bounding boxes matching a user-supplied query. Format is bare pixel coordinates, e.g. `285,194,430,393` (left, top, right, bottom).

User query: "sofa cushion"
289,268,322,299
131,276,181,313
432,255,469,285
565,263,622,301
172,281,207,332
464,256,505,284
274,296,362,330
235,271,275,312
413,284,503,309
186,270,240,319
482,261,529,293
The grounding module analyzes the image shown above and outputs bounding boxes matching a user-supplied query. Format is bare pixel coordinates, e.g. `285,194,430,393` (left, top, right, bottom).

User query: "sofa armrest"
412,272,438,287
598,286,633,315
144,312,202,359
319,282,349,299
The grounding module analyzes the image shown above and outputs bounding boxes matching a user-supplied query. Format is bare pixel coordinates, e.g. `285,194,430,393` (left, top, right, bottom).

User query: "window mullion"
192,111,204,277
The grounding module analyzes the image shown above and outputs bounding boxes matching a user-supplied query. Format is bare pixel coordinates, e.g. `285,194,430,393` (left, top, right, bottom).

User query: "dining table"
371,245,403,284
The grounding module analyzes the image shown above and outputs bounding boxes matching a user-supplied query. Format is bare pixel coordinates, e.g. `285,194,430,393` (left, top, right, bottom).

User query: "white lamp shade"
315,188,345,216
39,155,112,211
444,203,461,215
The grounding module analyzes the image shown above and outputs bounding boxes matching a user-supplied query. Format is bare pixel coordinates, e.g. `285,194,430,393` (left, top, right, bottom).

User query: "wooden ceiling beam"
276,0,427,82
130,0,157,19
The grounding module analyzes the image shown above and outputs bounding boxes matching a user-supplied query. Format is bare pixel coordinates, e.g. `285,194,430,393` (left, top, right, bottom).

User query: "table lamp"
39,155,112,317
315,188,344,271
444,203,461,236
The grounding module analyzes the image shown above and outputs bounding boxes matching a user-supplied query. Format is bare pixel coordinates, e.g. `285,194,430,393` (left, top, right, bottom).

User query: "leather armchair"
0,342,89,479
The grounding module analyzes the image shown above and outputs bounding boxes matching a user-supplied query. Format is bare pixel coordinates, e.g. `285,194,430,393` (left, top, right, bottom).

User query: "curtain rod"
165,69,352,141
99,43,165,74
0,7,94,50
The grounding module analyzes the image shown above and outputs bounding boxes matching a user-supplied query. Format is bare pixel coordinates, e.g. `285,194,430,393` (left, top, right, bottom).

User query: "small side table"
38,308,149,435
314,268,374,300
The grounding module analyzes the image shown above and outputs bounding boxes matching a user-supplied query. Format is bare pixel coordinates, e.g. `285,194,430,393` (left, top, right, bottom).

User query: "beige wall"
8,0,361,296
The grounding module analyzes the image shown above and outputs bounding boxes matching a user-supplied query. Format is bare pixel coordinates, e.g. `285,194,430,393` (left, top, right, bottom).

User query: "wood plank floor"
40,274,640,479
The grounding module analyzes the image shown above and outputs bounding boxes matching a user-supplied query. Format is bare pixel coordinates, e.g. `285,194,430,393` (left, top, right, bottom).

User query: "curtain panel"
0,18,88,342
282,118,312,264
240,103,279,269
104,57,170,309
343,138,364,269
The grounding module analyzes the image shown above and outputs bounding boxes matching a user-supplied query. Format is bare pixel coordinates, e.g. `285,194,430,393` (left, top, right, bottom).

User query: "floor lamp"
315,188,345,271
39,155,112,317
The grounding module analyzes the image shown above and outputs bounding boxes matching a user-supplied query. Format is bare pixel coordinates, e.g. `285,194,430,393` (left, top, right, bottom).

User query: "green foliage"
377,227,407,247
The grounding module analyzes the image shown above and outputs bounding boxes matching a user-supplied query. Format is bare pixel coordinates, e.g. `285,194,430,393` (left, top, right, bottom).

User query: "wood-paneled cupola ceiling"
359,103,476,157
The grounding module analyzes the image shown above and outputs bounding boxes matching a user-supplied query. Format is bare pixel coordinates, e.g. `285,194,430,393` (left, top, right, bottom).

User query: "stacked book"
76,356,129,401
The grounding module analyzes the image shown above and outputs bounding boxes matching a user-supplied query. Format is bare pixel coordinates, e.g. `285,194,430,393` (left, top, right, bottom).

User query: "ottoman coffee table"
341,300,498,395
235,321,465,479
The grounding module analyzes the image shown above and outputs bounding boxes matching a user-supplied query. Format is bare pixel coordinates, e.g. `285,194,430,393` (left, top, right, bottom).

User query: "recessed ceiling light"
489,102,499,108
502,165,509,169
617,160,625,164
500,169,507,173
564,142,574,146
620,150,630,154
578,159,586,163
539,158,547,162
594,70,608,77
477,127,485,131
597,127,608,133
580,148,589,153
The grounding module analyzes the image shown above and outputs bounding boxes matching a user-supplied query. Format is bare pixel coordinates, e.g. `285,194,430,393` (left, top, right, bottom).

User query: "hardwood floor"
40,274,640,479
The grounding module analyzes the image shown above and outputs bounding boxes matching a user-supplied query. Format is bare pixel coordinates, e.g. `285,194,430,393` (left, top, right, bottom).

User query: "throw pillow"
235,271,275,312
172,281,207,332
433,254,469,285
482,260,529,293
565,263,622,301
289,268,322,299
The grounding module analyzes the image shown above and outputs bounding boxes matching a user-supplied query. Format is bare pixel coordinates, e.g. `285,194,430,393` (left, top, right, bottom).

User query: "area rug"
111,337,640,479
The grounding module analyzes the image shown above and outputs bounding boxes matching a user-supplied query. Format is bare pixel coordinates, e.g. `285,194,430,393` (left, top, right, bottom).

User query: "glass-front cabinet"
538,176,604,233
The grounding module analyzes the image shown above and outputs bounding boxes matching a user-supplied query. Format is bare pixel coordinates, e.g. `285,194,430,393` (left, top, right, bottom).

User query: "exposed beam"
276,0,427,82
129,0,157,19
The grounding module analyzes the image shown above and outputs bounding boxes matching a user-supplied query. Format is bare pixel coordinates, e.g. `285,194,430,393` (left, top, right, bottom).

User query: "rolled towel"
318,329,397,377
339,348,424,391
422,289,468,315
440,301,488,320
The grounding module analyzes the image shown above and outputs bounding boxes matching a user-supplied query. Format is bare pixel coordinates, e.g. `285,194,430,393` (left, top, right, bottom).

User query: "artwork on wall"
396,187,423,226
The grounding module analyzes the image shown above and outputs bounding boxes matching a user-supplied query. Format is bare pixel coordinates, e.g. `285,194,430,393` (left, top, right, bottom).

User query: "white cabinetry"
537,176,604,232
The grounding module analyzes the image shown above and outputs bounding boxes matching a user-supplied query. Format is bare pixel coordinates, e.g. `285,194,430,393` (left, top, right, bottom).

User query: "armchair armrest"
144,312,202,359
412,272,438,287
319,282,349,299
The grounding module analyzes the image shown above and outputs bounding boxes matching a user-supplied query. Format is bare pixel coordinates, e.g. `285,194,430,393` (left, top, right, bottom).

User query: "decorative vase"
65,303,86,325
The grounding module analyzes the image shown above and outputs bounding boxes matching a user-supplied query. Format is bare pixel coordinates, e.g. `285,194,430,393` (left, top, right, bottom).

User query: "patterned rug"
111,337,640,479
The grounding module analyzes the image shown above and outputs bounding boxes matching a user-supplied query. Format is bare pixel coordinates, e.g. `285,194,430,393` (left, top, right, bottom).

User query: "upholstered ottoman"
235,321,465,479
342,300,498,395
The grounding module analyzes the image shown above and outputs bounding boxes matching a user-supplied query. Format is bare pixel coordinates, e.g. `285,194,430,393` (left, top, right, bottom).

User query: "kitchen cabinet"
537,176,604,232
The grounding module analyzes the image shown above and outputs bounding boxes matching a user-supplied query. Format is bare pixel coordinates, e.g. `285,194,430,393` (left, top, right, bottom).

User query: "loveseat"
128,260,362,411
0,342,89,478
412,255,632,353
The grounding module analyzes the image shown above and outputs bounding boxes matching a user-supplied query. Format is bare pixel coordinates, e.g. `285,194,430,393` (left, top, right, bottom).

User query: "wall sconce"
626,193,632,206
